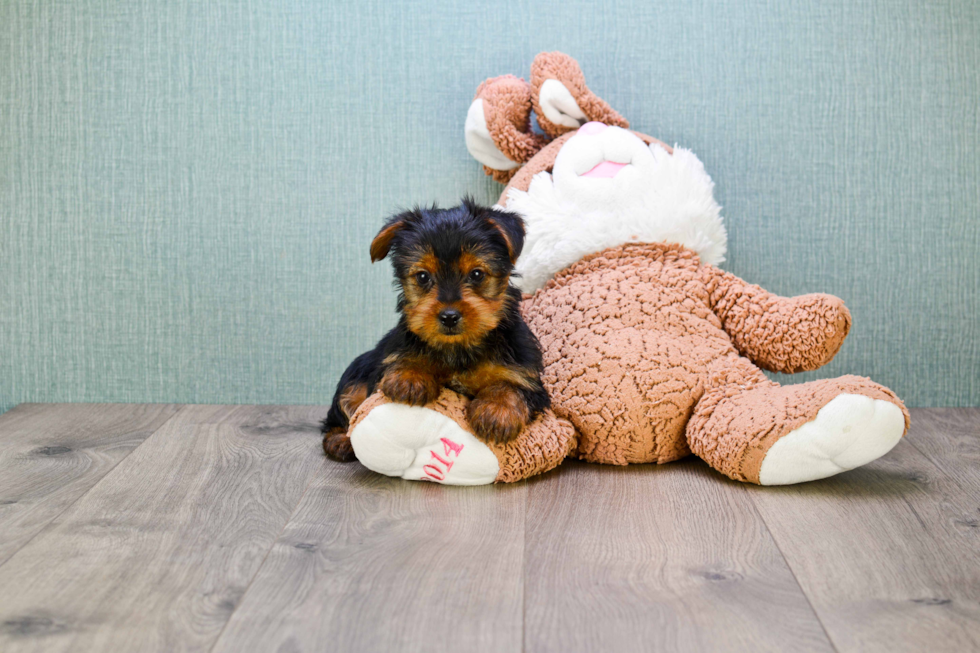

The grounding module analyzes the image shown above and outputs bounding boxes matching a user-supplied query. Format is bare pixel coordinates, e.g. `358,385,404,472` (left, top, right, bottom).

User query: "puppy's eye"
468,269,485,283
414,271,431,286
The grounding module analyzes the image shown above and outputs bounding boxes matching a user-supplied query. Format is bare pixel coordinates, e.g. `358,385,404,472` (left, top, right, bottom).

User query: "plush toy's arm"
700,265,852,374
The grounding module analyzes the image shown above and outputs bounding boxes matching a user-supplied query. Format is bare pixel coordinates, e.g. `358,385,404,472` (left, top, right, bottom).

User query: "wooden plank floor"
0,405,977,652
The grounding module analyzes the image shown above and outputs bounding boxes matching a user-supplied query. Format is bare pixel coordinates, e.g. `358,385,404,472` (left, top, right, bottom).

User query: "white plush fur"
503,126,727,293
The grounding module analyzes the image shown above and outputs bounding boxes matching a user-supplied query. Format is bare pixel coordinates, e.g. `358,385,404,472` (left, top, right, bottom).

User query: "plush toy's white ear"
464,98,520,171
537,78,587,129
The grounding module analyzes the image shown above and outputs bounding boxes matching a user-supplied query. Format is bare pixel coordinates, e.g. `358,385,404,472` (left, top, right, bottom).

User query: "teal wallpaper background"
1,0,978,413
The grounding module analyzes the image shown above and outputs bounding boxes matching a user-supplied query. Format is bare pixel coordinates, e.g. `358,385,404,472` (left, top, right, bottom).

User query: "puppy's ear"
370,211,415,262
467,199,526,264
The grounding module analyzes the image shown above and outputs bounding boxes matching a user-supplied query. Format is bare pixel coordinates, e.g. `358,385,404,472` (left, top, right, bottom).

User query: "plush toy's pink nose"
578,121,607,136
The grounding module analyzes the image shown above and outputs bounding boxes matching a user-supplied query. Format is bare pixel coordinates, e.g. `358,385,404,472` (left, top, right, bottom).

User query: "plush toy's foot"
347,389,578,485
757,393,906,485
687,374,910,485
350,401,501,486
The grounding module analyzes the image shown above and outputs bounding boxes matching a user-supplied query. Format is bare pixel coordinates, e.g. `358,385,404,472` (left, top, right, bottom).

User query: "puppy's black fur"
322,198,550,462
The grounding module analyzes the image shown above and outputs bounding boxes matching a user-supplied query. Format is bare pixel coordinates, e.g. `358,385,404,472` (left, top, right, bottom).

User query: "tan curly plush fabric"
519,242,909,481
349,389,578,483
702,268,853,374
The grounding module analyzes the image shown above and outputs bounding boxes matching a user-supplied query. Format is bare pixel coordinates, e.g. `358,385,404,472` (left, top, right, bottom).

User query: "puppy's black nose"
438,308,462,328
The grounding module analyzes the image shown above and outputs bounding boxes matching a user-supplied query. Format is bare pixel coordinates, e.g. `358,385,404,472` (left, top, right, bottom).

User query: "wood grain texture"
2,405,979,652
0,404,328,653
0,403,181,566
522,460,833,653
905,408,980,498
747,412,980,652
211,464,526,653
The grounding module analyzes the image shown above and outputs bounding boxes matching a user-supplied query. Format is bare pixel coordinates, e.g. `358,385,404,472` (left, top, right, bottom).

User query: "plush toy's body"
522,241,907,484
346,52,909,486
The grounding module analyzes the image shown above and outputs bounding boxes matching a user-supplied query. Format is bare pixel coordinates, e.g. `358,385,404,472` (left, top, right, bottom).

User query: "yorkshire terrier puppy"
321,199,550,462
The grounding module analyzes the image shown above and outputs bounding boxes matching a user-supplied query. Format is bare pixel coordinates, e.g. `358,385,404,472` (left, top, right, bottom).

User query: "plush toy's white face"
550,122,659,209
504,124,727,293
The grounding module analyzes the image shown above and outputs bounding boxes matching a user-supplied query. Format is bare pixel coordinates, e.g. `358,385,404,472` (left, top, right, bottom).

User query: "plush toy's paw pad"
349,403,500,485
758,393,905,485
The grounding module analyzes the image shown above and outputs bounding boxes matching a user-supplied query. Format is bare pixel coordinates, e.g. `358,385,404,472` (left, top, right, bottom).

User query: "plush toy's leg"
347,389,577,485
686,365,910,485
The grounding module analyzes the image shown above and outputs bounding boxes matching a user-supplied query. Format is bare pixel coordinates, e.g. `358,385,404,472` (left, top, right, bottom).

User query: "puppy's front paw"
381,368,440,406
322,427,356,462
467,386,529,444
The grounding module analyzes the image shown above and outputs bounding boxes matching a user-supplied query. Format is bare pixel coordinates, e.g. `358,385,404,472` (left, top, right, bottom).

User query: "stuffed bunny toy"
344,52,909,486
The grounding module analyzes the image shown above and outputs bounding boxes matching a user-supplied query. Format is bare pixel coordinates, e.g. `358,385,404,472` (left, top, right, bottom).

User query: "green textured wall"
1,0,978,413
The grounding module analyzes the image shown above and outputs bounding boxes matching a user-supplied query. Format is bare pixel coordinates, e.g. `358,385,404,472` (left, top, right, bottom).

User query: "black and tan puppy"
321,199,550,462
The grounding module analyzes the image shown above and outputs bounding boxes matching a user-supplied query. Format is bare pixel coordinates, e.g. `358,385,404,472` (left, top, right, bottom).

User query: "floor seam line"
742,485,840,653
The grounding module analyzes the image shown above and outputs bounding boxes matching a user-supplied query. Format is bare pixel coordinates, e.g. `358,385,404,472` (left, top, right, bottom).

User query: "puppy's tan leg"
323,426,356,462
381,364,441,406
339,383,370,420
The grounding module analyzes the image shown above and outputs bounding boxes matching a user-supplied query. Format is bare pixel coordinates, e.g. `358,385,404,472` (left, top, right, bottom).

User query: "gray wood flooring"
0,404,977,652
